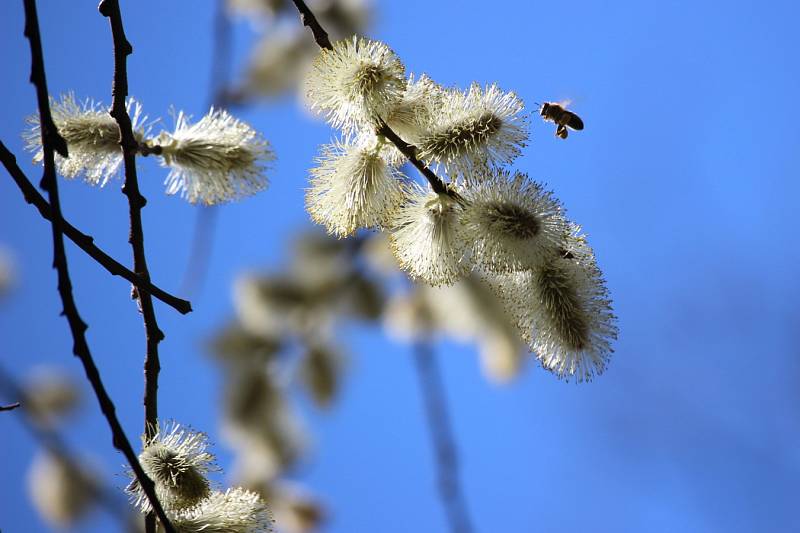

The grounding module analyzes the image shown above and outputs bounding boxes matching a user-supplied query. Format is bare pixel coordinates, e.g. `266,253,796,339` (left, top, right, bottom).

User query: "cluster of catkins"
303,36,617,382
24,93,274,205
127,421,275,532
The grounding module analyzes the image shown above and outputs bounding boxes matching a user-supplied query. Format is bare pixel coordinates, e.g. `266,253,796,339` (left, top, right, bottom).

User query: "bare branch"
0,401,21,411
376,120,455,197
290,0,332,50
0,143,192,315
97,1,169,531
21,1,175,531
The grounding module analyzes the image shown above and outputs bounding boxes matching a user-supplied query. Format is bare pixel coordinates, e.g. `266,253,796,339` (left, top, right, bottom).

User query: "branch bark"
97,2,167,531
20,1,175,531
0,143,192,315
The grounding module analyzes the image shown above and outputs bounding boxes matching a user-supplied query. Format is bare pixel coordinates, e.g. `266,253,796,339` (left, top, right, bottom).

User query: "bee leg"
556,125,568,139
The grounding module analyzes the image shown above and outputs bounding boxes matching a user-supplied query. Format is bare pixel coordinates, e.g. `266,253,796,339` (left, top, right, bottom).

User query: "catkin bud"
155,108,274,205
417,83,528,178
305,139,406,237
24,93,147,186
388,185,471,286
305,36,406,132
127,422,217,513
461,170,567,272
493,226,617,382
169,487,275,533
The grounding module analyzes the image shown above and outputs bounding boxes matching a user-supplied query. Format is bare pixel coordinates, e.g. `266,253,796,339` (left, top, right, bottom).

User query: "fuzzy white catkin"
24,93,147,186
305,36,406,133
128,422,217,514
156,108,274,205
169,487,275,533
383,73,444,145
306,139,406,237
493,226,617,382
416,83,528,178
461,170,568,272
388,185,471,286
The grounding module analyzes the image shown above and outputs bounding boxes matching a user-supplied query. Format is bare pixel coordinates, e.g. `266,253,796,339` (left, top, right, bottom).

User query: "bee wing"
567,113,584,130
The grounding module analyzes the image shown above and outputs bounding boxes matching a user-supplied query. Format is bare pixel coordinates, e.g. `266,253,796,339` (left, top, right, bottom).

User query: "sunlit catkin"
25,93,147,186
496,227,617,381
461,170,567,272
128,422,217,513
389,185,471,286
417,83,528,177
305,36,406,132
306,139,406,237
156,108,274,205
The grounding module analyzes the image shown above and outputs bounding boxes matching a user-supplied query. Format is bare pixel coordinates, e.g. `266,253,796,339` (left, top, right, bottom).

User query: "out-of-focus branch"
0,143,192,315
97,2,169,531
289,0,456,197
179,0,233,298
21,1,174,531
0,365,131,525
1,401,21,411
413,342,475,533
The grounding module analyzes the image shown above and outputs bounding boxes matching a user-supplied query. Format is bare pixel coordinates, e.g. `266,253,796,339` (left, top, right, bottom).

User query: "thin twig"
0,401,21,411
179,0,233,297
413,342,475,533
0,365,132,526
20,1,175,531
289,0,456,197
290,0,332,50
97,2,167,531
376,120,453,196
0,143,192,315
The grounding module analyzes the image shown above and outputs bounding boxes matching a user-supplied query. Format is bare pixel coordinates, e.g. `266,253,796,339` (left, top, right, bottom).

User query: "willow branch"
0,401,21,411
179,0,232,297
290,0,332,50
413,342,475,533
0,144,191,315
21,1,174,531
0,365,131,525
97,1,167,531
376,120,452,195
289,0,456,197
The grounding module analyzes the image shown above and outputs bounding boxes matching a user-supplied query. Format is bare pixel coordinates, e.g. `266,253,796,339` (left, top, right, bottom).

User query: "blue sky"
2,1,800,532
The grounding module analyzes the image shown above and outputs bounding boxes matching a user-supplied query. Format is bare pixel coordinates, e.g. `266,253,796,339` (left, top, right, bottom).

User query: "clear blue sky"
2,1,800,532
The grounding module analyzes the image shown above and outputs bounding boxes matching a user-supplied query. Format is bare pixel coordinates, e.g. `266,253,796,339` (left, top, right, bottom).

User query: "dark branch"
0,142,192,315
289,0,457,198
0,401,21,411
290,0,332,50
97,1,168,531
413,342,475,533
21,1,174,531
376,120,454,196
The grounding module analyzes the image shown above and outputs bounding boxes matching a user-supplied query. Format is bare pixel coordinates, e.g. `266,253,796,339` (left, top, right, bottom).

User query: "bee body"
540,102,584,139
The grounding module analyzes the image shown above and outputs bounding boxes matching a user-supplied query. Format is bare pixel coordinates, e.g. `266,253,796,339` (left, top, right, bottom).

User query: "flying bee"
539,101,584,139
